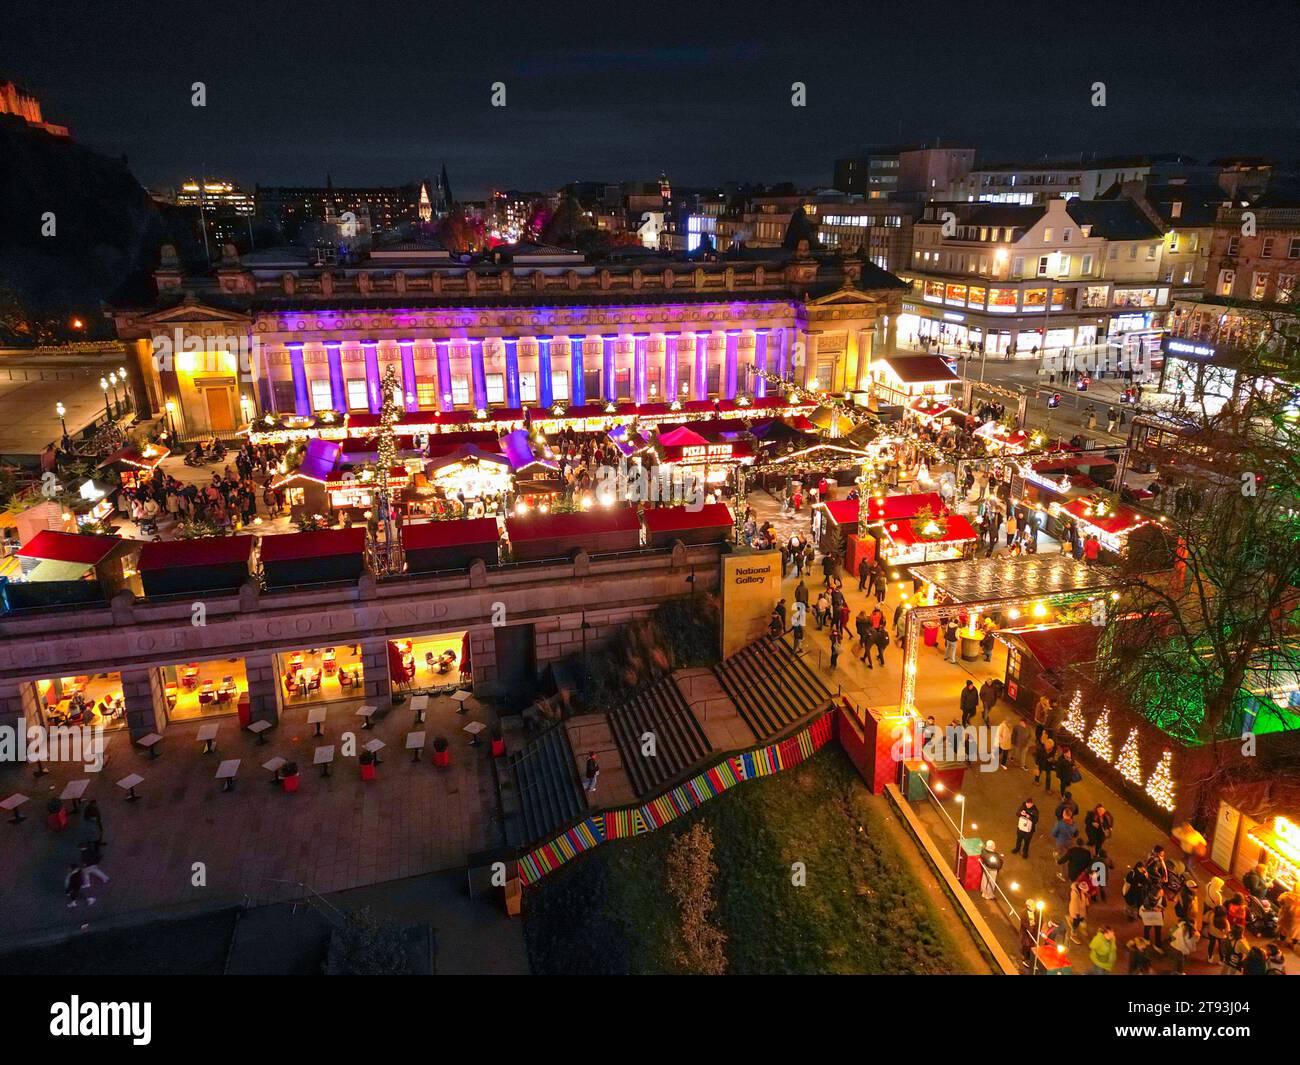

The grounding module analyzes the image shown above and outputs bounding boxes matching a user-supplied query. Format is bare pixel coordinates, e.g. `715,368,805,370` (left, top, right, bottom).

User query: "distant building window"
416,379,437,408
451,375,470,406
1262,237,1275,257
310,378,333,412
485,373,505,405
345,378,369,410
1288,237,1300,259
551,370,570,402
519,372,537,404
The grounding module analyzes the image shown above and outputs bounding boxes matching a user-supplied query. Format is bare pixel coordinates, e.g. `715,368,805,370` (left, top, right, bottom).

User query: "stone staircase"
506,722,587,847
712,635,833,742
605,675,713,799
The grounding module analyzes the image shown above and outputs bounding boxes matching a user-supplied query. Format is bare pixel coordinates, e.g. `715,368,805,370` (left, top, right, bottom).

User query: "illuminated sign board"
680,444,734,461
1162,337,1217,360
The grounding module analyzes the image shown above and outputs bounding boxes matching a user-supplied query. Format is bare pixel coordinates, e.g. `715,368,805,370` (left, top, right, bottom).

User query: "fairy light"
1087,706,1113,762
1145,750,1176,811
1116,727,1143,785
1061,690,1085,737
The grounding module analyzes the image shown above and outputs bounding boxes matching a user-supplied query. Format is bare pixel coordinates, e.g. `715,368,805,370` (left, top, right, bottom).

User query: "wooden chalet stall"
138,535,255,597
505,505,640,563
641,502,733,548
259,528,368,588
402,516,500,573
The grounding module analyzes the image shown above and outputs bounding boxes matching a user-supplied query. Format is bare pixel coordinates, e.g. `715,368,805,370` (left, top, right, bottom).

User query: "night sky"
5,0,1299,197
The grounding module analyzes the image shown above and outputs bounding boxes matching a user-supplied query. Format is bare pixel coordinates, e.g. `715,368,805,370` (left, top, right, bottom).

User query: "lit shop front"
1211,804,1300,896
1055,495,1155,555
161,657,250,722
275,645,364,706
388,631,470,694
875,511,979,567
36,672,126,731
98,443,170,491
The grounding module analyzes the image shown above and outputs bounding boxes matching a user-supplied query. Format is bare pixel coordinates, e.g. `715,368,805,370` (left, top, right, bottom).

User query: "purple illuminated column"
569,336,585,405
602,334,617,402
471,339,487,410
724,329,740,400
326,341,346,411
436,340,453,411
753,330,769,398
504,337,520,408
633,333,648,404
288,343,310,415
663,333,678,399
776,327,790,381
399,339,418,412
537,336,553,408
695,332,709,400
362,340,381,413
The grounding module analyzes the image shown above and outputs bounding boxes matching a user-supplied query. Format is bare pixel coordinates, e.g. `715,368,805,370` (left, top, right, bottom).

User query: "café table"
1,793,29,824
452,689,473,715
307,706,327,737
363,738,386,764
196,723,220,754
405,731,426,762
314,745,336,777
137,732,163,759
356,705,378,730
60,778,90,811
117,774,144,802
215,759,241,793
246,720,273,744
262,756,287,784
464,721,486,747
410,694,429,724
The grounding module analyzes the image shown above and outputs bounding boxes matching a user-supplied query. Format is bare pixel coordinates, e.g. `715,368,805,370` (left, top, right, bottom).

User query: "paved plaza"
0,689,502,949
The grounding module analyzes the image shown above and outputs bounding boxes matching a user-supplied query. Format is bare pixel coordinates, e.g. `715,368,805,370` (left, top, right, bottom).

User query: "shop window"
967,286,986,308
648,366,662,398
310,378,334,412
584,369,603,401
485,373,505,405
988,288,1017,312
615,368,632,400
416,379,438,408
345,378,369,410
519,372,537,404
389,632,469,694
706,365,721,396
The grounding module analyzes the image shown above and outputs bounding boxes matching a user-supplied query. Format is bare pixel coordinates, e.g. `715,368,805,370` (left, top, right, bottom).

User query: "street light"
165,399,177,437
100,377,111,419
56,401,68,444
108,372,119,415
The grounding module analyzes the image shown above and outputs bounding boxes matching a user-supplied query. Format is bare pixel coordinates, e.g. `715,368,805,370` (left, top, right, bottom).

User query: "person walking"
1050,810,1077,861
1034,730,1057,789
943,617,960,663
1054,746,1077,798
83,799,104,843
1068,879,1091,943
995,719,1012,768
1170,917,1200,974
959,680,979,727
855,610,872,666
1011,717,1032,769
1139,892,1167,952
1032,693,1052,742
1012,797,1039,857
1087,927,1117,974
64,862,94,908
873,569,887,605
979,679,995,724
583,752,600,795
829,629,841,671
1084,804,1113,860
872,625,888,668
814,589,830,630
857,556,870,593
1054,791,1079,822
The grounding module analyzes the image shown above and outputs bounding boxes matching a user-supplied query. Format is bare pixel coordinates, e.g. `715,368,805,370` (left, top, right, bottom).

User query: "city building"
945,155,1207,205
898,197,1174,361
171,178,257,252
256,179,432,237
0,78,69,136
834,145,975,200
113,244,907,438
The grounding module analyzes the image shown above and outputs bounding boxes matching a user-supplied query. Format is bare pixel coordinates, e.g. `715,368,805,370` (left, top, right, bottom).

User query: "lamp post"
108,373,120,417
56,401,68,445
100,377,111,420
118,366,130,415
165,400,177,439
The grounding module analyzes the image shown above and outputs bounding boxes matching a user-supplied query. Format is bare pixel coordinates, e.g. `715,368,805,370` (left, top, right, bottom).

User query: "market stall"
641,502,733,548
876,511,978,567
97,442,170,490
1056,495,1154,555
505,504,640,562
138,535,256,597
259,527,367,588
402,516,501,573
974,420,1031,455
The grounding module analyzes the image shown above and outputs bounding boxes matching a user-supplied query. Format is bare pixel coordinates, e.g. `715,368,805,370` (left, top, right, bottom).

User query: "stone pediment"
806,286,886,308
136,297,251,328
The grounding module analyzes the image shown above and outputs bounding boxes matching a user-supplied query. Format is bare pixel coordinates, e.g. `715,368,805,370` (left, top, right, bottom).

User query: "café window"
945,283,967,305
923,280,944,302
519,372,537,404
551,369,570,402
1082,285,1109,308
345,378,369,410
967,285,986,308
485,373,505,405
416,378,437,408
1023,288,1047,309
451,375,470,406
988,288,1017,312
1051,288,1069,310
310,378,334,412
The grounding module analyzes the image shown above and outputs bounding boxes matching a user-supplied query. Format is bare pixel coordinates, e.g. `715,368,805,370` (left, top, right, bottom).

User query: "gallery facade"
114,243,907,438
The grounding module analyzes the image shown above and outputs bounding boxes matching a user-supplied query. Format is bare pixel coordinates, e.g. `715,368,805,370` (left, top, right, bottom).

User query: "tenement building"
114,243,908,437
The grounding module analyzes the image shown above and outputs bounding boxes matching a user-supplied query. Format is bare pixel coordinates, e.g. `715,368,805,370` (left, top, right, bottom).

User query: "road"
0,346,134,455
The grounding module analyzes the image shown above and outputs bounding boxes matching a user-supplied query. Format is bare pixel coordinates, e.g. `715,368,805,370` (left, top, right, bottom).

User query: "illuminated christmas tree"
1116,727,1143,785
1061,690,1085,737
373,363,402,573
1145,750,1177,812
1086,706,1113,761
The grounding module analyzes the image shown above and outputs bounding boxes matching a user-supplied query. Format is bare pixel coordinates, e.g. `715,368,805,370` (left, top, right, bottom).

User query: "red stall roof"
402,517,500,551
642,503,733,534
138,536,255,572
506,505,639,542
658,426,709,448
258,527,367,563
862,492,946,523
1060,498,1150,535
823,499,860,525
882,513,978,547
18,530,128,566
1005,624,1103,672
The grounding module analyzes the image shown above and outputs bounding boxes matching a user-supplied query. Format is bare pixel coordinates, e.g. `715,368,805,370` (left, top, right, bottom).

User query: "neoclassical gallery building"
114,242,907,437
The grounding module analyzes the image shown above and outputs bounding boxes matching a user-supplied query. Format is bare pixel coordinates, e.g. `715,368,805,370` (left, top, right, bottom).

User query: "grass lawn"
524,747,981,974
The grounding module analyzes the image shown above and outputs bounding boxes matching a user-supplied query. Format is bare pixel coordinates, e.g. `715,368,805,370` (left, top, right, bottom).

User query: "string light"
1061,690,1085,737
1087,706,1113,762
1145,750,1176,811
1116,727,1143,785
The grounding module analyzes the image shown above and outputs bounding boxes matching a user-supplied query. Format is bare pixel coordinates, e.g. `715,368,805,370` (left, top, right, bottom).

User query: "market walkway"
752,485,1300,975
